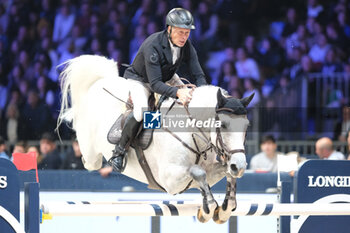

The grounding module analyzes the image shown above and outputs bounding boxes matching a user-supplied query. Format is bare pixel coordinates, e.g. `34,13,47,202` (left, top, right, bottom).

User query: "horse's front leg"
190,165,218,223
213,176,237,224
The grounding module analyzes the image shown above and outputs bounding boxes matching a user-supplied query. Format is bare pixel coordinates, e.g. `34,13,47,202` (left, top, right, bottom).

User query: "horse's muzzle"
228,152,247,178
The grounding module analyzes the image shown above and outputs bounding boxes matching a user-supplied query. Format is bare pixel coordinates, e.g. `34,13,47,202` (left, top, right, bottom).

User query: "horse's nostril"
230,164,238,172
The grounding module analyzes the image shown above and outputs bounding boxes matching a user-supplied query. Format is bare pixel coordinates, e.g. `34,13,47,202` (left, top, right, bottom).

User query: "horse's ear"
217,89,227,108
241,93,255,107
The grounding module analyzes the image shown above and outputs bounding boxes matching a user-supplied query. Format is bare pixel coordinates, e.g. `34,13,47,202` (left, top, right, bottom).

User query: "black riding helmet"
166,8,195,47
166,8,195,29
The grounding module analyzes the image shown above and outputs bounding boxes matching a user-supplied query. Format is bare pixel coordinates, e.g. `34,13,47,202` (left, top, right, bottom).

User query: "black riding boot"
108,115,141,172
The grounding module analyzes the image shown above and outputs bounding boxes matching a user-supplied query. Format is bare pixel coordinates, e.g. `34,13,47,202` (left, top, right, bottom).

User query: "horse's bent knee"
190,165,206,181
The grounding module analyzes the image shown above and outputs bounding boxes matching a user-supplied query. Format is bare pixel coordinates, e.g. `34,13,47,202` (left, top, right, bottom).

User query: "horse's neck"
188,86,218,120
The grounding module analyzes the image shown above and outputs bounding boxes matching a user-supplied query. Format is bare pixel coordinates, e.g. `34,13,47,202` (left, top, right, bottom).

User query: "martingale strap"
133,143,166,192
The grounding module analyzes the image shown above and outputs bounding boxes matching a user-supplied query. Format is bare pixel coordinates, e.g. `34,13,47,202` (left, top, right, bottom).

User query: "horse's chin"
228,168,245,178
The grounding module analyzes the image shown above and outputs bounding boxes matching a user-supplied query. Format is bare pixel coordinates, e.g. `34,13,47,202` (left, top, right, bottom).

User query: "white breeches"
128,79,151,122
127,74,184,122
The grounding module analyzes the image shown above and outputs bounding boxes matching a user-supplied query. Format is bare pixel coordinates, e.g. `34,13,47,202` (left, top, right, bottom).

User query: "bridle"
214,107,246,164
162,101,246,165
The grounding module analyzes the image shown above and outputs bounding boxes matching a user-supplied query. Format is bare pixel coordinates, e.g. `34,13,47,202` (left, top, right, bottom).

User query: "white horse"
57,55,253,223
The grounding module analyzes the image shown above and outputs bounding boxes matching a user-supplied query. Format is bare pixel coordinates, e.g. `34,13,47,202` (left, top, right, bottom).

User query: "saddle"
107,93,156,150
107,93,166,191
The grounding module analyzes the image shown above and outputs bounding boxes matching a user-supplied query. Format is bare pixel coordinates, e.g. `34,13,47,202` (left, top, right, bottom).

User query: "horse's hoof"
197,209,210,223
213,206,229,224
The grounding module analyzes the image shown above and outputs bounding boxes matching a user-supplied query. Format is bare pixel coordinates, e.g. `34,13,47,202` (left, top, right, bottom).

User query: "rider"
108,8,208,172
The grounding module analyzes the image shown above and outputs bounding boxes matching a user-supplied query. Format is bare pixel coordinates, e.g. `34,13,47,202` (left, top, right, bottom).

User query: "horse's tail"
57,55,119,132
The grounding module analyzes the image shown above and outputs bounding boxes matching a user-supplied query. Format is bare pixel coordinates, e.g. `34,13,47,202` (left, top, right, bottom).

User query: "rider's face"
168,26,190,47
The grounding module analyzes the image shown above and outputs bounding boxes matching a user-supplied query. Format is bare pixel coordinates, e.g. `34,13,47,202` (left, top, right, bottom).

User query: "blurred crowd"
0,0,350,144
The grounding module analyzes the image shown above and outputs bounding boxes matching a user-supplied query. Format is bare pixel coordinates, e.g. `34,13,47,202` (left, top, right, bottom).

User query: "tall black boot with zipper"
108,114,140,172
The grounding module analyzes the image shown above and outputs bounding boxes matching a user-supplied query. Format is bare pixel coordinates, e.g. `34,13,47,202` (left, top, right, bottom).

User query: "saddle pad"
107,114,124,144
135,128,154,150
107,112,154,150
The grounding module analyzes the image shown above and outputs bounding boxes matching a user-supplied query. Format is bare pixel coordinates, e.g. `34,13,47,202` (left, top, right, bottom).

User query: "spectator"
18,50,34,82
57,40,75,66
39,0,56,24
308,33,330,64
116,1,131,26
282,8,298,37
307,0,324,18
154,0,168,29
235,47,260,81
52,4,75,45
6,88,23,110
337,11,350,39
27,145,40,161
16,25,32,53
295,55,317,78
131,0,153,31
285,24,308,56
322,48,343,74
38,132,61,169
7,3,23,41
258,37,283,80
107,21,128,62
21,89,53,140
4,103,21,144
0,4,8,33
217,61,237,91
336,106,350,141
274,75,298,107
0,136,9,160
242,78,260,107
244,35,259,60
89,38,103,55
61,138,84,170
58,24,87,56
287,48,303,79
12,140,27,154
326,23,348,51
193,2,219,61
129,25,146,63
249,135,284,172
40,37,59,82
104,9,119,36
228,77,244,98
315,137,345,160
75,2,91,34
7,65,24,92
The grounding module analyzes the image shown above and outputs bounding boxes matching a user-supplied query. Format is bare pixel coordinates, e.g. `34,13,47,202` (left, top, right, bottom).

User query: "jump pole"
41,202,350,217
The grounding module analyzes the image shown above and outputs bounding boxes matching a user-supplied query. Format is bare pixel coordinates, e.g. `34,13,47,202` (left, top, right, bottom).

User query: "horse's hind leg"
213,176,237,224
190,165,218,223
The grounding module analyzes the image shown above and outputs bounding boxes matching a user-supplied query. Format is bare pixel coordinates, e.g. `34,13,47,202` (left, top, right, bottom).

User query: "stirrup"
108,154,128,173
108,147,128,173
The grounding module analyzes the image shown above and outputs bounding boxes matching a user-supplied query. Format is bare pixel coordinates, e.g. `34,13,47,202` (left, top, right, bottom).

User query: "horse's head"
214,89,254,178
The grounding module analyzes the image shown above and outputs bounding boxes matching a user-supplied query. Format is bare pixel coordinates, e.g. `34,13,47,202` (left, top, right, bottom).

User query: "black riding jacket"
124,30,207,98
